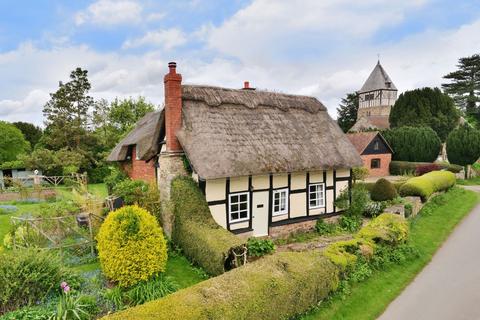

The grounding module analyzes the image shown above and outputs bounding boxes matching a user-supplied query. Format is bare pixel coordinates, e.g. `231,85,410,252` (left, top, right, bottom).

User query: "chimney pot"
244,81,250,89
168,61,177,74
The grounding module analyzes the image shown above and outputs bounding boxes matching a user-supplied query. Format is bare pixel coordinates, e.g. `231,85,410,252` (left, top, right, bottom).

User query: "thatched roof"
360,61,397,92
107,110,164,162
177,85,363,180
350,115,390,132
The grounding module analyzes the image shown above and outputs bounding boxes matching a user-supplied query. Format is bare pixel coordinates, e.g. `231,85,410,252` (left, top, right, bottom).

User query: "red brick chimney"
164,62,183,153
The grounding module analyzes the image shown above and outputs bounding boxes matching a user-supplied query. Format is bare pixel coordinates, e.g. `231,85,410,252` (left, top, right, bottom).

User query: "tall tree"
108,97,156,134
336,93,358,133
446,124,480,178
12,122,43,149
0,121,30,163
383,126,441,162
42,67,94,151
442,54,480,115
389,87,459,141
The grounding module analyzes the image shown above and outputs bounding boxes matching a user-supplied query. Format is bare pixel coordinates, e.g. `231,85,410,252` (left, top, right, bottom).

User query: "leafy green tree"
108,97,156,134
442,54,480,116
336,93,358,133
382,126,441,162
389,87,459,141
42,67,94,151
0,121,30,163
446,124,480,177
20,148,87,176
12,122,43,149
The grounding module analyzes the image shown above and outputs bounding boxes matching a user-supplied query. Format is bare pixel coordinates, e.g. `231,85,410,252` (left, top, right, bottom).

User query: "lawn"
457,177,480,185
302,187,479,320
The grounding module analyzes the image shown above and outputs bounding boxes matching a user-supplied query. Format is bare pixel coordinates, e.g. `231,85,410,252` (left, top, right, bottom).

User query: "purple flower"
63,285,70,293
60,281,68,289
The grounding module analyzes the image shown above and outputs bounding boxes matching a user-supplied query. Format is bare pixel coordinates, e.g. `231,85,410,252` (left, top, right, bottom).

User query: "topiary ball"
370,178,398,202
97,205,167,287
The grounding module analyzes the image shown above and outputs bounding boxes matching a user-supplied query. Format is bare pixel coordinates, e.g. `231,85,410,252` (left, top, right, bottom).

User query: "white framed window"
272,188,288,216
229,192,249,223
309,183,325,209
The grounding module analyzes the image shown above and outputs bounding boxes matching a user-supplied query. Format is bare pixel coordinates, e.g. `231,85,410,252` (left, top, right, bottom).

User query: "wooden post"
88,213,94,256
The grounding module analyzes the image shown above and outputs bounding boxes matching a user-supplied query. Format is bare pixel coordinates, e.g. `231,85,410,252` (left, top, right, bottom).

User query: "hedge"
171,176,245,276
399,171,456,200
357,181,405,193
390,161,463,176
102,252,340,320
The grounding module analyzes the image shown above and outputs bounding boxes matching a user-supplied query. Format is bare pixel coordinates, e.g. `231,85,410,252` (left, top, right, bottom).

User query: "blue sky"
1,0,480,125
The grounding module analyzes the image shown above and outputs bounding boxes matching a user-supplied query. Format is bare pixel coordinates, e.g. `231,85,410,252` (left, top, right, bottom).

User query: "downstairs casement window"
229,192,249,223
308,183,325,209
272,188,288,216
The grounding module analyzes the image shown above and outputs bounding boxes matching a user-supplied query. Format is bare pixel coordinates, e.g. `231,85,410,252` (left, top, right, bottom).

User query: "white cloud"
122,28,187,50
75,0,142,26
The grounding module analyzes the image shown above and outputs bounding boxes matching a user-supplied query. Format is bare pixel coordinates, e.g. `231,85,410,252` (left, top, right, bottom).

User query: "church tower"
350,61,397,131
357,61,397,118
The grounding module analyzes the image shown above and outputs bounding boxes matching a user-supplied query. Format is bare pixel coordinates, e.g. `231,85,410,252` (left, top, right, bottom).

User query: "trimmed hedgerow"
102,252,339,320
97,205,168,288
170,177,245,276
357,213,409,245
399,171,456,200
390,160,462,176
370,178,398,201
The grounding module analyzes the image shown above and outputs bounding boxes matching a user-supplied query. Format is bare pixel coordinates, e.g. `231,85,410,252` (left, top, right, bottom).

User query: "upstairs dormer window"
365,93,375,101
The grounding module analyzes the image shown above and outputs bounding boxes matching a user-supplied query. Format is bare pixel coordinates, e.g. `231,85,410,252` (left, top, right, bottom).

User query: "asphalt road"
378,188,480,320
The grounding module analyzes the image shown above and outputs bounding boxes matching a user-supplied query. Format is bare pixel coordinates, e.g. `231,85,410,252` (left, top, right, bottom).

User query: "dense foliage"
370,178,397,201
171,176,245,276
0,249,75,314
97,205,168,287
389,87,459,141
102,251,339,320
389,160,462,175
352,167,368,183
112,179,150,205
382,126,441,162
12,122,43,149
442,54,480,117
336,93,359,133
446,125,480,170
246,238,275,257
0,121,30,163
399,170,456,200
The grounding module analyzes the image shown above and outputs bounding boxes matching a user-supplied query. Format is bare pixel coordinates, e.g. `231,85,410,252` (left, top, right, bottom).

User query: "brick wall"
121,146,156,182
164,62,183,153
268,215,340,239
361,153,391,177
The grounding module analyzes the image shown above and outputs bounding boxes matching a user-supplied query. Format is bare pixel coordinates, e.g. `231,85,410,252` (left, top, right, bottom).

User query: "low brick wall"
269,215,341,239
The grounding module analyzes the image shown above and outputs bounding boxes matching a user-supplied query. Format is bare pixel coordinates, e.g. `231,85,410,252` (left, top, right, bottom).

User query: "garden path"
378,193,480,320
276,234,352,252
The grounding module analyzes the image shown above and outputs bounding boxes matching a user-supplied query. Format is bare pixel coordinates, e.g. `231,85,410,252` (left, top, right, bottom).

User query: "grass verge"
457,177,480,185
301,187,479,320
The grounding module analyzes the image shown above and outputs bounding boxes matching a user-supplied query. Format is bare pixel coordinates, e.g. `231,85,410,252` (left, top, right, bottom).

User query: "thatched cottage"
109,62,363,237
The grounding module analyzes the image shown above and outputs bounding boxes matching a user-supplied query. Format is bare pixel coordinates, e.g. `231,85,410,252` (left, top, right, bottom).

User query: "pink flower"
63,285,70,293
60,282,67,289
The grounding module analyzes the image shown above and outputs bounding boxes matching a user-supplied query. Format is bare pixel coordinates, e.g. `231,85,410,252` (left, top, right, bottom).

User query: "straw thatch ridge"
107,110,164,162
177,85,363,180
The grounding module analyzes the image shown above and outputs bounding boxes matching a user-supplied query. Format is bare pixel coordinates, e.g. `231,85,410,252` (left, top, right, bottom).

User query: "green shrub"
96,205,168,287
112,179,150,205
0,305,53,320
335,185,369,218
124,275,178,306
339,215,362,232
102,252,339,320
370,178,398,201
315,219,337,235
0,249,73,314
399,170,456,200
323,239,374,269
382,126,441,162
247,238,275,257
352,167,368,182
104,166,128,194
390,161,462,175
171,177,245,276
357,213,409,245
363,201,385,218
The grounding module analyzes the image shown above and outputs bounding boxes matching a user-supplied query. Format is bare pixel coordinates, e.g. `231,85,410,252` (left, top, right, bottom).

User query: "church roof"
359,61,397,93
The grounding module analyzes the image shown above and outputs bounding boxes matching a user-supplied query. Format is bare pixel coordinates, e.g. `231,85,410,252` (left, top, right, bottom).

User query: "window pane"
231,195,239,203
239,210,247,219
240,202,247,211
231,212,238,220
240,194,248,202
231,204,238,212
274,199,279,206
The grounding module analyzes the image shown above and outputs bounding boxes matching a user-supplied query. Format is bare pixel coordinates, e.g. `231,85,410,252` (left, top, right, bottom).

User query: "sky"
1,0,480,126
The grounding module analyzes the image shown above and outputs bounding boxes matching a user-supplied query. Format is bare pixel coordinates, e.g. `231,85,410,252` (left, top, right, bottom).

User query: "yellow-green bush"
323,238,374,269
399,170,456,200
171,177,245,276
357,213,409,245
97,205,167,287
102,252,339,320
